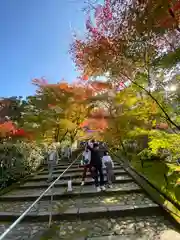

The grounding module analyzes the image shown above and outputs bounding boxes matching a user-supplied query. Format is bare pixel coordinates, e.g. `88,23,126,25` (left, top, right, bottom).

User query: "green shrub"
0,142,45,188
138,148,164,162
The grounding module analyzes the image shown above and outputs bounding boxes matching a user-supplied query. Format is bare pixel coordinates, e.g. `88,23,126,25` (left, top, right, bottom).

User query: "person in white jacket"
80,148,91,186
102,151,115,188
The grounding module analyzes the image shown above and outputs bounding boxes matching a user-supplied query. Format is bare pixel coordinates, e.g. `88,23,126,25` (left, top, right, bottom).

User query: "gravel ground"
0,215,178,240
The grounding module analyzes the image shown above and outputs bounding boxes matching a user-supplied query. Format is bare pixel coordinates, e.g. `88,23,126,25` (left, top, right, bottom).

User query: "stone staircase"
0,160,179,240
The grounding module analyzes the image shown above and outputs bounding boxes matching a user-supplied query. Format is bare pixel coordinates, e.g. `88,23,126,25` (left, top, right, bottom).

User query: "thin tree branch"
121,72,180,131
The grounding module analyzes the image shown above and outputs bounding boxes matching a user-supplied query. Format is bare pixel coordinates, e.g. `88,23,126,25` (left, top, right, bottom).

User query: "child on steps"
80,148,91,186
102,151,115,188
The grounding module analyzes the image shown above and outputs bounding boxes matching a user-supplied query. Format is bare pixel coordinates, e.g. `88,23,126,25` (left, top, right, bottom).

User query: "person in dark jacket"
87,142,105,192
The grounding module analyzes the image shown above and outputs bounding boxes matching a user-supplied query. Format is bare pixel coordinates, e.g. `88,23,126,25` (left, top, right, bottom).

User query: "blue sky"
0,0,87,98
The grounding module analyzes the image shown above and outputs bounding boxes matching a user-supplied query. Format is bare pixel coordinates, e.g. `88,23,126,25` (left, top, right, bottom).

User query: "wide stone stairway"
0,157,179,240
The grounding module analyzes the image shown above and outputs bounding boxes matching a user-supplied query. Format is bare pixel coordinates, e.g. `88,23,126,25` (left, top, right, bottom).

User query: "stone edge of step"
0,186,143,201
30,171,128,181
86,235,147,240
19,176,134,189
39,166,123,174
0,203,159,222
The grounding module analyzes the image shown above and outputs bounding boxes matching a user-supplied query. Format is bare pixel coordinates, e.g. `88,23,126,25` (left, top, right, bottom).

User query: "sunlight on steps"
101,197,119,204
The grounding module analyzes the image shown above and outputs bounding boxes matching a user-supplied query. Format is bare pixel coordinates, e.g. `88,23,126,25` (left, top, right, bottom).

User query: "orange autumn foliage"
156,123,169,129
58,83,69,90
80,116,108,132
82,75,89,81
0,121,16,137
32,77,111,104
32,77,111,134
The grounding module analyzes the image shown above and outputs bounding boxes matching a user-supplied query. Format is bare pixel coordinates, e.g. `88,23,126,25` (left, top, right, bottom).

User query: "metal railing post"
48,184,54,227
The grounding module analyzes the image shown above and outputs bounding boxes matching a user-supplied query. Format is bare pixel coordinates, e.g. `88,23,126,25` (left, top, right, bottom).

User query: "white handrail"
0,152,82,240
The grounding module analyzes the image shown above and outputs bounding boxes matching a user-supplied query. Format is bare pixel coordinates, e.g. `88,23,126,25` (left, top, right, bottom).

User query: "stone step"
87,236,153,240
87,231,180,240
42,162,120,170
30,169,128,181
43,161,78,166
19,175,134,189
87,237,139,240
42,164,80,170
0,183,143,201
39,166,124,175
0,215,176,240
0,201,160,222
0,222,49,240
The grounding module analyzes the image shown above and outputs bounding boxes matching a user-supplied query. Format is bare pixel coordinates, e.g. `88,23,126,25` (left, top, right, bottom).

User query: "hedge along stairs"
0,156,179,240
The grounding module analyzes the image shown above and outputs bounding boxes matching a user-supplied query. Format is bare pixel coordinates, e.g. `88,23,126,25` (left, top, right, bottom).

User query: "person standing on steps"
102,151,115,188
68,145,72,159
88,139,95,148
47,144,58,183
80,148,91,186
87,141,105,192
64,145,72,160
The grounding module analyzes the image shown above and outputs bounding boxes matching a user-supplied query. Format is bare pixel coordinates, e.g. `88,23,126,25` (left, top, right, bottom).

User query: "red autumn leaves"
0,121,31,139
86,0,112,39
154,0,180,30
80,117,108,132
